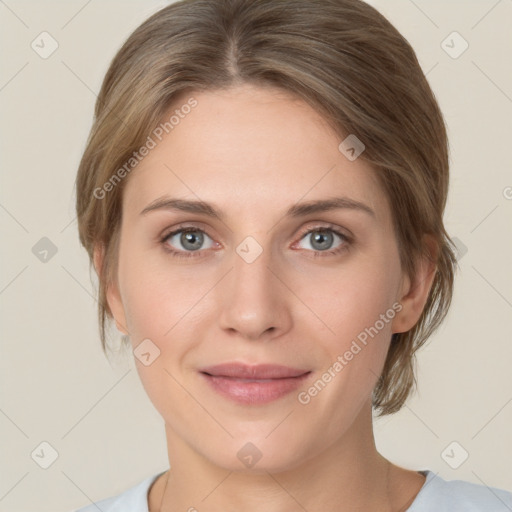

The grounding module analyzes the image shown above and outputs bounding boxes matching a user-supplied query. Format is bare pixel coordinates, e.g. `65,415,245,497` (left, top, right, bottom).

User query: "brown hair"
75,0,458,416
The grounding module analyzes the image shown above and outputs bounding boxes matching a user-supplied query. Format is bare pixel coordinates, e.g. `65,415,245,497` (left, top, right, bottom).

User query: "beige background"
1,1,511,510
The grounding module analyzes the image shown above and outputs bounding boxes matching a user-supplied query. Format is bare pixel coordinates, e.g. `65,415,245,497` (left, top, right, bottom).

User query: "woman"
73,0,512,510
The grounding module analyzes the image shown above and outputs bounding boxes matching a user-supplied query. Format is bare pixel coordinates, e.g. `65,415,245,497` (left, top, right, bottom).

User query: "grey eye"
298,229,344,252
166,229,214,252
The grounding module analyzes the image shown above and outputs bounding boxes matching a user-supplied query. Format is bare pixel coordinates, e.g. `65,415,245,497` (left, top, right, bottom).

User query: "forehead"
122,84,387,222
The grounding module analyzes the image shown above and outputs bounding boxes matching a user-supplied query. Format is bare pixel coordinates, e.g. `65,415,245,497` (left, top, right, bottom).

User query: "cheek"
303,256,400,344
292,268,398,433
294,252,401,410
118,246,199,339
118,262,195,417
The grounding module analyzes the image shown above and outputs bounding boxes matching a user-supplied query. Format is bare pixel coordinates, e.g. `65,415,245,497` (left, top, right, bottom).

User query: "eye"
160,224,351,259
160,226,216,258
294,226,351,256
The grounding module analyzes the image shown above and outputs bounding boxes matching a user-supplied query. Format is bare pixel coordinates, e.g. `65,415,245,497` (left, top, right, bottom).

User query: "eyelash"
159,223,352,260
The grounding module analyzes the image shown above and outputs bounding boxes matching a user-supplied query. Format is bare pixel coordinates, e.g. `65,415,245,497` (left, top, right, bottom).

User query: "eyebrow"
139,196,375,219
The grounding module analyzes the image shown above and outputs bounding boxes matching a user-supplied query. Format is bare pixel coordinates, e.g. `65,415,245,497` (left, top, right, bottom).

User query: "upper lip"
199,363,310,379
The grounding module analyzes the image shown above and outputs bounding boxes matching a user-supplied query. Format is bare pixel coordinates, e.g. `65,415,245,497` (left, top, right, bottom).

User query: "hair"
75,0,458,416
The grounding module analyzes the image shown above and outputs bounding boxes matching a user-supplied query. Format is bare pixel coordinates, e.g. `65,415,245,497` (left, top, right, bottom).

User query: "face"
103,84,423,472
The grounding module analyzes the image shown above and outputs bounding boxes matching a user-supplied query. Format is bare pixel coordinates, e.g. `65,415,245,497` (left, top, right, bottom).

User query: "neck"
152,402,418,512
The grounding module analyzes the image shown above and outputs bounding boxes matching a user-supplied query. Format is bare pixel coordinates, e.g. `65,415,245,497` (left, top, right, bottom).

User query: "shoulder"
408,470,512,511
71,471,165,512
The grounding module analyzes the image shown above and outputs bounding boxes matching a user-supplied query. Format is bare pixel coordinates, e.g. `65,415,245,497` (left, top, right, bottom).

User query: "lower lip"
200,372,311,405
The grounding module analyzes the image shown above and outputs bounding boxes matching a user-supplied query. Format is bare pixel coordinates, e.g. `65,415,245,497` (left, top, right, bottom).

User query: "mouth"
198,363,312,405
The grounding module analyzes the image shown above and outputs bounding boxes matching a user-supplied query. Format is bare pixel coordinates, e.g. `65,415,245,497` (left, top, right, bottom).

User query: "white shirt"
72,469,512,511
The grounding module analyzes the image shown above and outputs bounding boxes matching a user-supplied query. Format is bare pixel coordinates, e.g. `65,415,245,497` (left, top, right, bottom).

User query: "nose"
217,241,292,341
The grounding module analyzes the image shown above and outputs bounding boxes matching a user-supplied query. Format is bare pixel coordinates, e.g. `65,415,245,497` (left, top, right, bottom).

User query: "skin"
94,83,437,511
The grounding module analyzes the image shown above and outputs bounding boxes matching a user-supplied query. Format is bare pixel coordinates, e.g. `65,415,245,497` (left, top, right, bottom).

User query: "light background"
1,1,511,511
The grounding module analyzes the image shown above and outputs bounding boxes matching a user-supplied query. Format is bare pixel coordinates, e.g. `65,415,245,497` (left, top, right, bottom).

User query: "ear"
391,234,438,334
93,244,129,335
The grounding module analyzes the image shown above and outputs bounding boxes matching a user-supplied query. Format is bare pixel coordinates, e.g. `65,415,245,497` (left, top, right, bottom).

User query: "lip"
198,363,312,405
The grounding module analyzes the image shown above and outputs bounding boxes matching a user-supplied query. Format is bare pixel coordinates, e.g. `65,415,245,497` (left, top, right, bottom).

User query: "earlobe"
391,235,438,334
93,244,129,335
93,244,104,277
